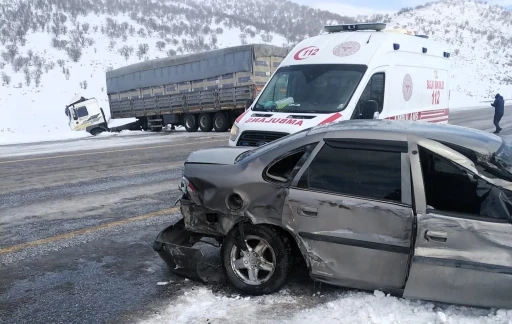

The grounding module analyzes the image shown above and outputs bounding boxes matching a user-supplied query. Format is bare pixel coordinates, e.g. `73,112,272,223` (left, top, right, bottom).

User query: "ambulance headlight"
230,124,239,142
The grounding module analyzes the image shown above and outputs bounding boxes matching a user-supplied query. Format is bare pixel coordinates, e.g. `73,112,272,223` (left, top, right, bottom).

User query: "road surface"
0,107,510,324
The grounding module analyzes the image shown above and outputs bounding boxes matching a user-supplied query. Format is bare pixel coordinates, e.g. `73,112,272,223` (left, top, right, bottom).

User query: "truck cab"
65,94,108,135
229,23,452,147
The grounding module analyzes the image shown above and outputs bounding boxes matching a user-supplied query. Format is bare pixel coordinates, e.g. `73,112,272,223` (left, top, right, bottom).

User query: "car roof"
307,119,503,156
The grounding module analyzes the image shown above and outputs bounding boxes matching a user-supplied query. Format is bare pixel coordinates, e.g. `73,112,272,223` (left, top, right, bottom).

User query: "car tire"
221,224,291,295
199,113,213,132
213,112,229,132
184,114,198,132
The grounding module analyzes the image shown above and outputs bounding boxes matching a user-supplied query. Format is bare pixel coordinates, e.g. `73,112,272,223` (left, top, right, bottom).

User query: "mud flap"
153,218,208,283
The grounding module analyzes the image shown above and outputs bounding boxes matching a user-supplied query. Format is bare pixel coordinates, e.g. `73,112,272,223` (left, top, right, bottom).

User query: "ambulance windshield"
254,64,367,114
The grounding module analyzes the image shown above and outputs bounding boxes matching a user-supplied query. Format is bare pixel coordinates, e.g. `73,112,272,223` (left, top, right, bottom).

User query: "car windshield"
234,127,312,163
492,139,512,176
253,64,367,114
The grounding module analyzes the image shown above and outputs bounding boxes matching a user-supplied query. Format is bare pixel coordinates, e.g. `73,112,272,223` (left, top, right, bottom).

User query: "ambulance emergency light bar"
324,23,429,39
324,23,387,33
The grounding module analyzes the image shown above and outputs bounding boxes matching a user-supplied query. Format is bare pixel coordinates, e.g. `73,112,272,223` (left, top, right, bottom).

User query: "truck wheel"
220,224,291,295
89,128,105,136
199,113,213,132
213,112,229,132
184,114,198,132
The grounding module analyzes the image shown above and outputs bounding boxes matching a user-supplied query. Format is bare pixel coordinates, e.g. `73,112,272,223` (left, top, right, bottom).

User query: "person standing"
491,93,505,134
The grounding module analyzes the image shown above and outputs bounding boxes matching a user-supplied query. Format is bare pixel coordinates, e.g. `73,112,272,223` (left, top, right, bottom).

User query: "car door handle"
424,230,447,242
297,205,318,217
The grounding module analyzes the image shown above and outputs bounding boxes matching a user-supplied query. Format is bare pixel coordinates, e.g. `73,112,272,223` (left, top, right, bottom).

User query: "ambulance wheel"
213,112,229,132
199,113,213,132
221,224,291,295
184,114,198,132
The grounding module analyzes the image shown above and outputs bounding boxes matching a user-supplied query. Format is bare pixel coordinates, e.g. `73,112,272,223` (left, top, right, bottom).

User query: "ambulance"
228,23,451,147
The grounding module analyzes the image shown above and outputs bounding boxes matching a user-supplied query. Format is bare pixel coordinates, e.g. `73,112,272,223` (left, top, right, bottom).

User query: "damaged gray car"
153,119,512,309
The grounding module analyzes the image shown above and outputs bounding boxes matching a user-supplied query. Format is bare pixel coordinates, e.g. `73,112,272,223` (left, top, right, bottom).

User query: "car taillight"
180,176,201,205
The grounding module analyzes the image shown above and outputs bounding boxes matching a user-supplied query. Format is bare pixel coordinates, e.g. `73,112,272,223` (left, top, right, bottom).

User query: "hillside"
0,0,510,135
372,0,512,102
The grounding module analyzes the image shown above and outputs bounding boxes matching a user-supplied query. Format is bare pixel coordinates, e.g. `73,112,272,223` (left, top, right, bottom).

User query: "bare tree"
239,33,248,45
27,49,34,61
65,68,70,80
23,66,31,86
108,40,117,51
156,41,166,51
13,56,25,72
118,45,134,61
57,59,65,67
34,68,43,87
261,33,273,43
6,44,19,62
1,72,11,86
82,23,90,33
67,45,83,62
137,43,149,59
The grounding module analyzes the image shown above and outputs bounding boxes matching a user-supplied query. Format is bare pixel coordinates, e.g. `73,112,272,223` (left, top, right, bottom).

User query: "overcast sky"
290,0,512,16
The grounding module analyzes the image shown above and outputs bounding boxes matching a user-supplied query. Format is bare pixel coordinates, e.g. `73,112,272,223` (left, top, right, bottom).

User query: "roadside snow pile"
139,287,511,324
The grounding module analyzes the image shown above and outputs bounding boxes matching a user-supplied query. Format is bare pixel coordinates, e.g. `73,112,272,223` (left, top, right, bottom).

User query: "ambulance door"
350,68,387,120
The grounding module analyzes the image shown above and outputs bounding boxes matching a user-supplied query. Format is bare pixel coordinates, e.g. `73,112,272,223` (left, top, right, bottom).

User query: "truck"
107,44,288,133
229,23,452,147
66,44,289,135
65,93,144,134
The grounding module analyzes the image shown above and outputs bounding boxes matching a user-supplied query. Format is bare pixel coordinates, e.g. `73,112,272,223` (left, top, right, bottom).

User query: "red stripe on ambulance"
318,112,342,125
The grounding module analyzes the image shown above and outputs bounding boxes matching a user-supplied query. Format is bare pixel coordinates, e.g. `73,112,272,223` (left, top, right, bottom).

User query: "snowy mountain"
369,0,512,104
0,0,510,135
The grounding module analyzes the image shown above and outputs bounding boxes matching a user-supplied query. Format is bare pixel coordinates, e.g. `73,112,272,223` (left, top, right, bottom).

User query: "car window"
353,73,385,118
265,143,318,183
297,142,403,203
418,146,509,220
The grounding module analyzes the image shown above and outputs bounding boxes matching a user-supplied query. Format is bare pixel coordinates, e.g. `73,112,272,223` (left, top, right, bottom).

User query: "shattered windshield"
492,139,512,176
254,64,367,114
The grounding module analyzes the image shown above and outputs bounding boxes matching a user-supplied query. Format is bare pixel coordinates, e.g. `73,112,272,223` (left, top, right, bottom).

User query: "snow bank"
140,287,511,324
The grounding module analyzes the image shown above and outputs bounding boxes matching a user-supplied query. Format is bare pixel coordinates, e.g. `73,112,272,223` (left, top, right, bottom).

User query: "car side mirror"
361,100,379,119
246,98,254,109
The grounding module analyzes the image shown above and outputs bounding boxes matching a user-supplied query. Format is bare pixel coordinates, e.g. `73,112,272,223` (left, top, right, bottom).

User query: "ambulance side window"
353,73,385,119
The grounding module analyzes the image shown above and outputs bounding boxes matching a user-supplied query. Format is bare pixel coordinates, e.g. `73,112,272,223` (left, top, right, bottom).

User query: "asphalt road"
0,106,511,324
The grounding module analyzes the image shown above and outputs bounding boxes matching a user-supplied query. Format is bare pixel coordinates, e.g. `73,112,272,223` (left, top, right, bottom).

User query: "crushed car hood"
186,146,253,165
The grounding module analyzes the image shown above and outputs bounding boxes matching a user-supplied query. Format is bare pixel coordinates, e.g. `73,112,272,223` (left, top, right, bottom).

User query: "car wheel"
221,224,291,295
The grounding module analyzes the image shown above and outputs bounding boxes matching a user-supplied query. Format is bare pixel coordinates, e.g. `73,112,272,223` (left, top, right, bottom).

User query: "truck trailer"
102,44,289,133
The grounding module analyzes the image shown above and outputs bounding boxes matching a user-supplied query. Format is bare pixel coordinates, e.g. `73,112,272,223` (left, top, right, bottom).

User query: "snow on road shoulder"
140,287,511,324
0,130,228,158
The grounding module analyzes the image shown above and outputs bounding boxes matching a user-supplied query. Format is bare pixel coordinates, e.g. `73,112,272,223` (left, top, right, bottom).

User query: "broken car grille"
236,131,289,147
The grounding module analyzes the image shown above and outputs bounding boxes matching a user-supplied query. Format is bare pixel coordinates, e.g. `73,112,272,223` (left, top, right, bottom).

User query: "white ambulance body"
228,23,451,147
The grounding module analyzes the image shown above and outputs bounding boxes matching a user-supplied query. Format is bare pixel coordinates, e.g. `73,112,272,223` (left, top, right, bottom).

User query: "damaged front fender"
152,218,208,283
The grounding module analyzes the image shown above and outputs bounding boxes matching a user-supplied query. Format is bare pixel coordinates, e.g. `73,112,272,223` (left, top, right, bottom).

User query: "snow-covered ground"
140,286,511,324
1,0,511,139
0,128,227,157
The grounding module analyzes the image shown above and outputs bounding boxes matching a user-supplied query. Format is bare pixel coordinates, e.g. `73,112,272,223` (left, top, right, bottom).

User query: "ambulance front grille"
236,131,289,147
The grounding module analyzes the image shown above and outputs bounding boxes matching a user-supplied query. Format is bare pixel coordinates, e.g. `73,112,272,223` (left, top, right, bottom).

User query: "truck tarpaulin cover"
105,44,289,94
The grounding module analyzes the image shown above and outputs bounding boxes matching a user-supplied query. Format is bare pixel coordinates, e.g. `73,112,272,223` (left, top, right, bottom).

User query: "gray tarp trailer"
105,44,289,132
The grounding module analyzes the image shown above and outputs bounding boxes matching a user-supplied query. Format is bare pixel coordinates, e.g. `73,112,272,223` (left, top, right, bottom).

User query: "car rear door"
283,135,415,292
403,139,512,309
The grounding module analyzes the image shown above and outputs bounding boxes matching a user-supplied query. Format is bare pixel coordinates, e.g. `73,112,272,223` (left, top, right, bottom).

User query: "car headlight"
230,124,239,142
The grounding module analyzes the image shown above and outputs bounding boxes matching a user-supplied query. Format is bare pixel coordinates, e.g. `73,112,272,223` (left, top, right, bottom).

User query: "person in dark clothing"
491,93,505,134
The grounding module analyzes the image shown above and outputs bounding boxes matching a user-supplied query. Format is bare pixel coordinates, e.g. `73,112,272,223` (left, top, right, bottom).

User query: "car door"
283,135,415,292
403,139,512,309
